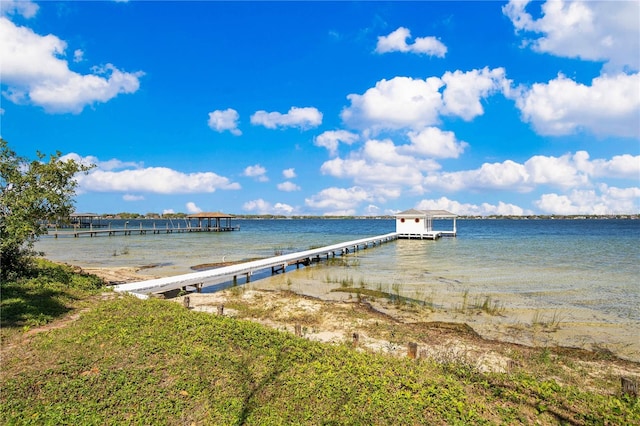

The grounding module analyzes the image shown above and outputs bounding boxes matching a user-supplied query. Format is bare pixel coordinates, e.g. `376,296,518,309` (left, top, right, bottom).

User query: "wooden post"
295,324,302,337
352,332,359,347
621,377,638,398
407,342,418,359
217,304,224,316
183,296,190,309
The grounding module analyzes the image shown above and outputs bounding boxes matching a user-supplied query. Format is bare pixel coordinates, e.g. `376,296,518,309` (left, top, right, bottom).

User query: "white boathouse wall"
395,209,457,239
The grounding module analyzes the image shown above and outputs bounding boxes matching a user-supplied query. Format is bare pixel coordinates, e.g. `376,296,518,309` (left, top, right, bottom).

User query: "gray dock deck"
396,230,456,240
114,232,399,298
49,225,239,238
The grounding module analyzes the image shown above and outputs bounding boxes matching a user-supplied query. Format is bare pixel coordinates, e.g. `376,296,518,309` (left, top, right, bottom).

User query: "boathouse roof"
395,209,457,218
186,212,235,219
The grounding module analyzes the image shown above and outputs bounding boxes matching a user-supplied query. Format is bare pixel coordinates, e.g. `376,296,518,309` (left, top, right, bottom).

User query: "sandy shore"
81,266,162,284
88,264,640,365
168,289,640,391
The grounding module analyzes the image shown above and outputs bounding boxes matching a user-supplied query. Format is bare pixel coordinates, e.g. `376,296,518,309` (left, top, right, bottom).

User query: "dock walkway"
397,230,456,240
114,232,399,298
49,224,239,238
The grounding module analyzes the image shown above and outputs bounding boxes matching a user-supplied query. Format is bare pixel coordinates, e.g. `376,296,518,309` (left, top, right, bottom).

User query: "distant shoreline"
71,213,639,220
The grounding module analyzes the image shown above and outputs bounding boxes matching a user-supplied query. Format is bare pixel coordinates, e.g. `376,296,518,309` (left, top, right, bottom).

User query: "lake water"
36,218,640,359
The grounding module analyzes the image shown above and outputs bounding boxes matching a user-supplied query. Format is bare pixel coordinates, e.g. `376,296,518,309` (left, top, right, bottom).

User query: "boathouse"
186,212,238,232
68,213,105,228
395,209,457,239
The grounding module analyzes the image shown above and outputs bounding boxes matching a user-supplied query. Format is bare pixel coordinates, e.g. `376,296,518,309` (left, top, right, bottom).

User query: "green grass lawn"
1,261,638,425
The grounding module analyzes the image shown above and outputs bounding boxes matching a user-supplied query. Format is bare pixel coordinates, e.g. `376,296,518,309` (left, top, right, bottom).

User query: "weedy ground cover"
1,261,638,425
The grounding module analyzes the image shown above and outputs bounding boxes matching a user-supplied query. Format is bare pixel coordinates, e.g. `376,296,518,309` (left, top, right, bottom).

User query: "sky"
1,0,639,216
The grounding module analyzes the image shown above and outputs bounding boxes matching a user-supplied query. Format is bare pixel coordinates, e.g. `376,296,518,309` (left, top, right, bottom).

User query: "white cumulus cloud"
403,127,468,159
250,106,322,129
243,199,295,215
78,168,241,194
186,202,202,214
69,154,241,194
61,152,143,171
416,196,528,216
277,181,301,192
535,185,640,215
441,67,510,120
321,152,427,189
319,134,450,200
208,108,242,135
503,0,639,72
123,194,144,202
73,49,84,63
591,154,640,179
282,168,296,179
314,130,359,156
424,160,532,193
375,27,447,57
341,68,509,132
0,17,144,113
423,151,634,194
243,164,268,182
305,186,374,215
0,0,38,18
514,72,640,137
341,76,444,132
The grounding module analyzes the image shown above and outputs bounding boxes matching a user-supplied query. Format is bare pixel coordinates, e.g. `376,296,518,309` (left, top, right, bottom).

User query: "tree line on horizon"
92,212,638,220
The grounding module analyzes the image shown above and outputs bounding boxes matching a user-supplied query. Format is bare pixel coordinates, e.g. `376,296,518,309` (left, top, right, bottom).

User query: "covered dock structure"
395,209,457,239
186,212,239,232
67,213,105,228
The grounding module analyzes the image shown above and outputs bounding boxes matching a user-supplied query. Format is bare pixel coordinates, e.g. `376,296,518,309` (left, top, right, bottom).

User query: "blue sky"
1,0,639,216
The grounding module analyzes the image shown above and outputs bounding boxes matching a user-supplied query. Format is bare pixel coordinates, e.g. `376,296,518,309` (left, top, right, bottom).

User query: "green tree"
0,139,93,280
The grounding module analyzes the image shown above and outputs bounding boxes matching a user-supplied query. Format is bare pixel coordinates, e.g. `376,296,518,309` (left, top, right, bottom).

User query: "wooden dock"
397,230,456,240
49,224,239,238
113,232,399,298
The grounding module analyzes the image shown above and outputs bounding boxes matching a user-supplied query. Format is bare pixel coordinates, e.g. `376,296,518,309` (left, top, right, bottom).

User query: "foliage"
0,259,103,339
159,212,188,218
1,264,638,424
0,139,92,280
113,212,145,219
2,284,638,424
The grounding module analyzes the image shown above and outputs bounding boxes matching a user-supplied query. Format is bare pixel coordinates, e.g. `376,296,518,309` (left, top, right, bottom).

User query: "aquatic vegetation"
111,246,130,257
532,309,565,330
475,295,505,316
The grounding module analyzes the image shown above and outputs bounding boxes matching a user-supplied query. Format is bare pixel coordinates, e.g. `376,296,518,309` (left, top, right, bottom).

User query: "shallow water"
37,218,640,358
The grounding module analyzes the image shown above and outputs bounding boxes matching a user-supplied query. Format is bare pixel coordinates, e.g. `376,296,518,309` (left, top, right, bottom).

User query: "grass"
474,295,505,316
331,287,390,299
1,261,639,425
455,290,505,316
532,309,565,331
0,259,104,337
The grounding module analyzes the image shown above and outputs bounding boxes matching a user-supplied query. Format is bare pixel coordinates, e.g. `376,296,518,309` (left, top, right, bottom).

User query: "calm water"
37,219,640,325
